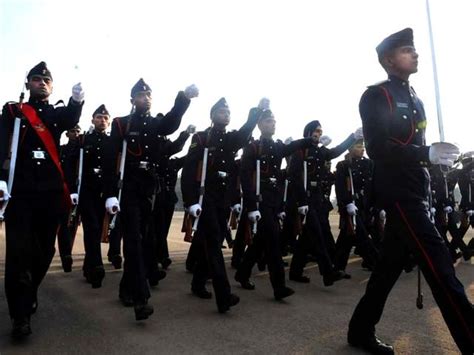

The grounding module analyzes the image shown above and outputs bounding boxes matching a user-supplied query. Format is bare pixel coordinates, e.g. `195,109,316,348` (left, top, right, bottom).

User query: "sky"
1,0,473,162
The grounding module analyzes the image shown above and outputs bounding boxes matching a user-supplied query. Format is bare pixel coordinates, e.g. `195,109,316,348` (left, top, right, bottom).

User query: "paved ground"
0,212,472,354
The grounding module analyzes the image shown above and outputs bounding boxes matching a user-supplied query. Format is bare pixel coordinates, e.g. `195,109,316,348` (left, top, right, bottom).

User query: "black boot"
134,302,154,321
11,317,31,340
89,266,105,289
148,269,167,287
108,255,123,270
323,270,345,287
61,255,73,273
348,332,394,355
289,274,310,283
191,287,213,299
218,294,240,313
274,286,295,301
235,273,255,290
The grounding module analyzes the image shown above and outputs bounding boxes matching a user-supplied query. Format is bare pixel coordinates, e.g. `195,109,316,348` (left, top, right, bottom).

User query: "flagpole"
426,0,445,142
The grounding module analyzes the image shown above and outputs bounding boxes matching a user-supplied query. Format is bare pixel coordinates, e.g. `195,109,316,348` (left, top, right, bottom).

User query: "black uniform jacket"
360,75,431,207
181,108,262,208
288,134,355,208
104,91,190,198
0,98,82,195
241,137,313,212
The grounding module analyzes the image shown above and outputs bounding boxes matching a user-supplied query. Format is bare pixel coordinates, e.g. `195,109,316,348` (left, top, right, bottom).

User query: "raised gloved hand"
379,209,386,220
184,84,199,99
105,197,120,215
258,97,270,110
319,135,332,147
284,137,293,145
0,181,10,201
232,204,241,214
353,127,364,140
443,206,453,214
466,210,474,217
188,203,202,218
248,210,261,223
70,193,79,205
186,124,196,134
346,202,358,216
298,205,309,216
72,82,84,103
277,212,286,220
430,207,436,216
429,142,460,167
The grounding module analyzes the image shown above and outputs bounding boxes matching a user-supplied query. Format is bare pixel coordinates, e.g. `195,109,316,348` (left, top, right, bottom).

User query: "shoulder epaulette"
54,100,65,107
368,79,390,88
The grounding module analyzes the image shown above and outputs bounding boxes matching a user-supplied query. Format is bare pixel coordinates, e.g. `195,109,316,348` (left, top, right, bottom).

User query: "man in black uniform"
181,97,262,313
104,79,198,320
347,29,474,354
288,120,361,285
334,141,379,274
0,62,84,338
457,153,474,259
58,124,81,272
235,109,318,300
68,105,111,287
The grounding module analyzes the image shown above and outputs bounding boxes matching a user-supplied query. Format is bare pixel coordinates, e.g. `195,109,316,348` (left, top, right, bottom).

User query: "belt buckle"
139,161,149,169
93,168,102,174
217,171,227,178
269,177,277,185
310,181,317,187
32,150,46,159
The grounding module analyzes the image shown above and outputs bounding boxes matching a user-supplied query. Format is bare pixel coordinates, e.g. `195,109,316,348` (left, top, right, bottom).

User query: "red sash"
20,103,71,209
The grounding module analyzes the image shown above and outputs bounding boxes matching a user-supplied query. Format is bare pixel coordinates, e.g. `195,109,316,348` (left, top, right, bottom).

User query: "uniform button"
144,133,147,137
222,160,225,163
145,156,149,160
410,93,414,97
38,108,42,112
273,165,277,168
415,129,419,133
220,149,223,152
131,139,135,142
98,139,101,142
97,147,100,150
22,125,26,128
402,115,408,119
143,122,147,125
98,165,101,168
37,161,41,165
219,138,223,142
145,145,149,149
271,155,274,158
98,156,101,159
98,175,102,178
413,109,417,114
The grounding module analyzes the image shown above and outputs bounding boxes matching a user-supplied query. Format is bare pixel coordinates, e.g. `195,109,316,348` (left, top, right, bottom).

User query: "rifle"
0,75,27,222
109,105,134,232
344,165,357,236
68,135,84,227
191,147,209,239
251,159,261,236
182,211,193,243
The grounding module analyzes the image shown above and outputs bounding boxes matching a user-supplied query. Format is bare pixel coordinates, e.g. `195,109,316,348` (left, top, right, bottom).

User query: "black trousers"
231,214,248,267
334,214,378,271
4,192,62,320
57,211,74,258
349,203,474,354
320,208,336,260
119,186,152,303
290,206,334,277
155,202,175,262
191,198,232,309
79,188,105,271
237,205,286,292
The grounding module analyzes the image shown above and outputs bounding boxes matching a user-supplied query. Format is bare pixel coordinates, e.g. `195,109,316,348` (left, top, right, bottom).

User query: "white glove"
0,180,10,201
72,82,84,103
319,135,332,147
186,124,196,134
188,203,201,218
298,205,309,216
232,204,241,214
284,137,293,145
70,193,79,205
105,197,120,215
429,142,460,167
278,212,286,220
346,202,358,216
353,127,364,140
184,84,199,99
443,206,453,214
466,210,474,217
430,207,436,216
379,209,386,220
258,97,270,110
248,210,261,223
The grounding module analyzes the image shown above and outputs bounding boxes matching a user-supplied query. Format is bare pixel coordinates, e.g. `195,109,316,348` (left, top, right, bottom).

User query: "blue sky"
1,0,473,157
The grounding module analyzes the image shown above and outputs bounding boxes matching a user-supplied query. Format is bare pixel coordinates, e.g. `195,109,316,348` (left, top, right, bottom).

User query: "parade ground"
0,212,472,354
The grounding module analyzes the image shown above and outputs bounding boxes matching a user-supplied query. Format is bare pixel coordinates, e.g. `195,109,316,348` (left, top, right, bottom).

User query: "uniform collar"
388,74,410,87
28,98,49,106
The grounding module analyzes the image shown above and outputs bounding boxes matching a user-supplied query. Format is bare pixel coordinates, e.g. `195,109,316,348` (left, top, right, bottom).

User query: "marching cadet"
457,153,474,260
333,140,379,275
103,78,198,320
0,62,84,338
154,125,194,270
58,124,82,272
235,109,320,300
348,28,474,355
181,97,263,313
68,105,111,288
429,164,462,262
288,120,361,285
